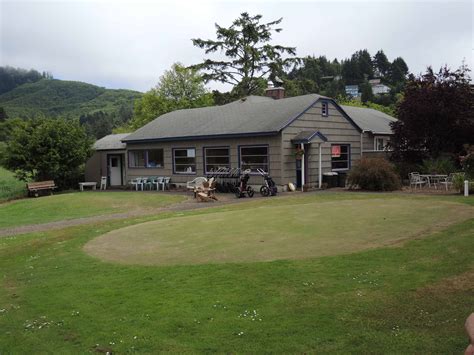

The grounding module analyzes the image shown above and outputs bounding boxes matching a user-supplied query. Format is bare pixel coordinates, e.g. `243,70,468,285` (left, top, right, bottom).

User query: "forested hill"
0,79,142,119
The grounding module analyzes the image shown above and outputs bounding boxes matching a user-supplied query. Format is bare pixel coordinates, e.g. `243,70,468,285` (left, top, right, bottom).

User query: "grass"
0,193,473,353
85,197,473,265
0,191,186,229
0,167,26,202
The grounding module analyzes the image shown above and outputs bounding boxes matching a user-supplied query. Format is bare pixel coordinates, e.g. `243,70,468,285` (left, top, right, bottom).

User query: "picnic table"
79,182,97,191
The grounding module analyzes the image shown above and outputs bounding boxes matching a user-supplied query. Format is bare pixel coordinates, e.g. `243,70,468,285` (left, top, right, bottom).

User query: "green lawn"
85,197,472,265
0,191,186,229
0,167,26,202
0,193,473,353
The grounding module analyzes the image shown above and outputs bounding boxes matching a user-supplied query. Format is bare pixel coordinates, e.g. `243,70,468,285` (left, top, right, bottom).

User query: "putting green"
84,198,473,266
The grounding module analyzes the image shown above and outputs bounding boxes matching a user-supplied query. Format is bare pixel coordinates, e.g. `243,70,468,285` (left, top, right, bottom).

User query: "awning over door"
291,130,328,144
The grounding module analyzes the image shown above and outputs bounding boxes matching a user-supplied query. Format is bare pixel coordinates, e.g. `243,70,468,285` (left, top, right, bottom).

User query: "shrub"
460,153,474,179
421,157,456,175
452,172,474,194
348,157,401,191
3,117,92,189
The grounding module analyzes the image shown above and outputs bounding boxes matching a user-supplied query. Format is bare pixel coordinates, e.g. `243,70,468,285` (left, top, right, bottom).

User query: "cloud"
1,0,471,91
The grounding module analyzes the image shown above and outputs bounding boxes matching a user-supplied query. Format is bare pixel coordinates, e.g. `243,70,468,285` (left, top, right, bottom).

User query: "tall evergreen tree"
373,50,391,78
390,57,409,84
191,13,299,96
360,80,374,103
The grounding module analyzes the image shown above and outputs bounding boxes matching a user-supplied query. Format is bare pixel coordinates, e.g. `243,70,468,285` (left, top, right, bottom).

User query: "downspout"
318,143,322,189
301,143,305,191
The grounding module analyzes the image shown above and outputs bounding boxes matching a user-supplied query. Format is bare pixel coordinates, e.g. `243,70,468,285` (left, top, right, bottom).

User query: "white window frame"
374,136,390,151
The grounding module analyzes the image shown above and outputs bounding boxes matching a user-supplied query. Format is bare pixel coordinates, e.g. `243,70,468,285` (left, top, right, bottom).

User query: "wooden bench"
27,180,57,197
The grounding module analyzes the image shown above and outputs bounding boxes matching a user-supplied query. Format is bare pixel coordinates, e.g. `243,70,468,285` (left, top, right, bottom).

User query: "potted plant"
295,147,305,160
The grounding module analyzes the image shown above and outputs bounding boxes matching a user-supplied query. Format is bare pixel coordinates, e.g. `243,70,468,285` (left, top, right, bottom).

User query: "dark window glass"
128,149,163,168
331,144,350,170
147,149,164,168
205,147,230,173
128,150,145,168
322,102,328,117
240,146,269,173
174,148,196,174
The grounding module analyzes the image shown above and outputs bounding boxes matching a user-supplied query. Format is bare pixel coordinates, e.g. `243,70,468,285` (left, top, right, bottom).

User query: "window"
331,144,350,170
128,149,163,168
374,137,389,151
174,148,196,174
240,146,269,173
321,101,329,117
204,147,230,173
147,149,164,167
128,150,146,168
110,157,118,168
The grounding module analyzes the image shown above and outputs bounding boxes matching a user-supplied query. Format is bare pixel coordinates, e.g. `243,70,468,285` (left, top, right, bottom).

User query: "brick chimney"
265,86,285,100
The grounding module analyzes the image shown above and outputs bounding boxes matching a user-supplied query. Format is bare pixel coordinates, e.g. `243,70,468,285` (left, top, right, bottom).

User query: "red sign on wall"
331,145,341,158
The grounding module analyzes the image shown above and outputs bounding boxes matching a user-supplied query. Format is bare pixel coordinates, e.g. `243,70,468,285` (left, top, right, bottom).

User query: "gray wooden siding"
85,150,126,185
362,133,375,152
281,100,362,186
124,135,282,186
85,151,102,183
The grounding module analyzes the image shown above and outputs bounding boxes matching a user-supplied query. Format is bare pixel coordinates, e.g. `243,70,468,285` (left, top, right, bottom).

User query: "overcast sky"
1,0,472,92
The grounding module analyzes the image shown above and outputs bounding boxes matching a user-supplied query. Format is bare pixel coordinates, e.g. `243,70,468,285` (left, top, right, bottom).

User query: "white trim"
301,143,305,191
318,143,322,189
374,136,390,152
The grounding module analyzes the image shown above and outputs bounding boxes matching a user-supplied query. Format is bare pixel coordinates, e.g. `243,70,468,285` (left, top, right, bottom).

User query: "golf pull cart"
235,169,254,198
257,168,278,197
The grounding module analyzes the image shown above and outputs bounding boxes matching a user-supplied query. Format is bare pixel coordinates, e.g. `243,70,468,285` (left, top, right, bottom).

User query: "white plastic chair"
131,177,144,191
155,177,164,191
100,176,107,190
161,177,171,191
438,173,456,191
187,177,207,191
409,172,427,190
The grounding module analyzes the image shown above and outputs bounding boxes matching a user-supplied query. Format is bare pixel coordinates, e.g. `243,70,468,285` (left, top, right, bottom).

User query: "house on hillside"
345,85,360,97
369,79,391,95
85,88,396,190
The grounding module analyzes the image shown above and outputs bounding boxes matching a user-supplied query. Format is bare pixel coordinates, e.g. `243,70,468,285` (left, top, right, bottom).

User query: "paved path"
0,195,255,238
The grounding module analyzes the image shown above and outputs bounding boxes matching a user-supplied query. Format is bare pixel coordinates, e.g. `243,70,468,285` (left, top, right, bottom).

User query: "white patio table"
420,174,448,189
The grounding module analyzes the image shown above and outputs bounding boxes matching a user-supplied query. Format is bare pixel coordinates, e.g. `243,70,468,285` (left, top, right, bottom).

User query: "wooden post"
465,180,469,197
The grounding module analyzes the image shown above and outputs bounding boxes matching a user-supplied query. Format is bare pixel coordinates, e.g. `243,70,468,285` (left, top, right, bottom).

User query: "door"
296,159,302,188
108,155,122,186
295,144,309,188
